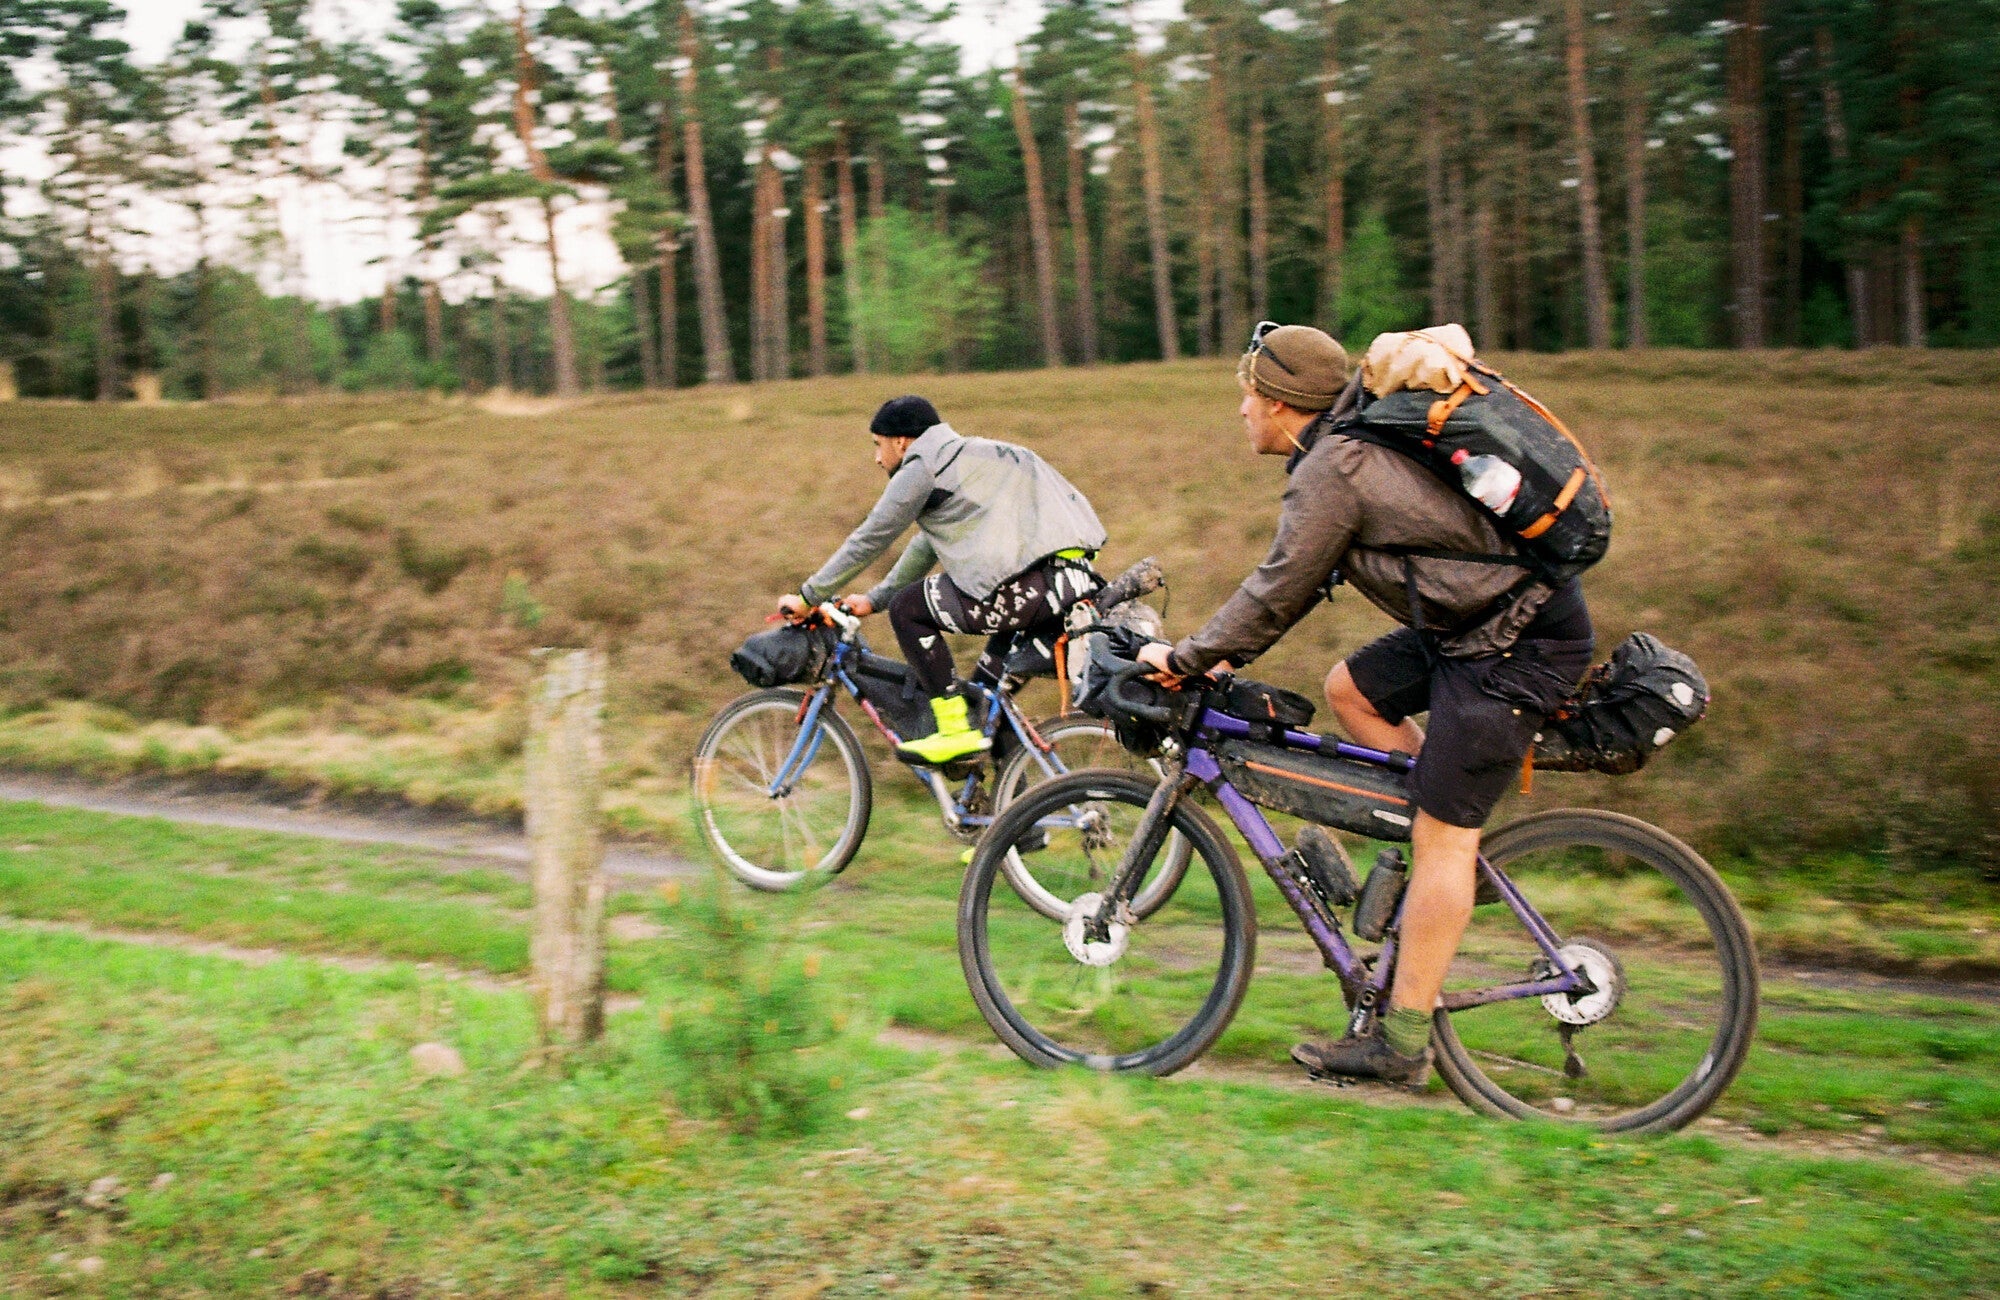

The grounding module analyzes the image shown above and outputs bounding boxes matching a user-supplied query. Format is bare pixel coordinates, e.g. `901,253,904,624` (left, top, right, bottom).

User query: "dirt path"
0,768,698,883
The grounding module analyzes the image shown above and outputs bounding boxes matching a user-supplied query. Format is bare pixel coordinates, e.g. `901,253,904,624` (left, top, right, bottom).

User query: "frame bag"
1531,632,1709,775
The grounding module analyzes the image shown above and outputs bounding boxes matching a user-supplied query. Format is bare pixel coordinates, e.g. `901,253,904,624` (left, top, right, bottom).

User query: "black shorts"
1345,629,1595,829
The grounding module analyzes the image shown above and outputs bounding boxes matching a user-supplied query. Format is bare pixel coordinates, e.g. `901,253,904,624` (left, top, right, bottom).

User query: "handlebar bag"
1530,632,1708,775
730,623,837,689
1215,678,1317,731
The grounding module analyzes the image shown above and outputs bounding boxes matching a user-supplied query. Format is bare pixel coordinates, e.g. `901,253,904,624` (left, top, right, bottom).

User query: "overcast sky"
28,0,1182,304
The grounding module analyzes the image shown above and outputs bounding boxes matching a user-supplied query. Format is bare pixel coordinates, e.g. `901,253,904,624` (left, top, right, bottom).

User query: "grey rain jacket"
800,423,1108,609
1166,392,1561,677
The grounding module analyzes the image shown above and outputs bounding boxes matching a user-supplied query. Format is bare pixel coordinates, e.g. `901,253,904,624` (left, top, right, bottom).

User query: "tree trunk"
1814,25,1868,347
632,264,660,389
513,6,579,393
1208,39,1243,354
422,283,444,366
492,285,512,389
379,284,396,334
658,236,679,386
1622,14,1649,350
1130,49,1178,361
749,147,771,382
92,246,119,402
526,648,608,1048
1780,90,1803,345
1424,88,1448,324
678,5,734,384
1009,63,1062,367
836,129,867,373
1472,105,1497,349
1564,0,1613,349
1064,101,1098,365
1445,156,1468,322
1321,14,1346,333
805,147,829,376
1725,0,1767,348
769,154,791,379
1513,122,1533,349
542,198,581,396
1247,96,1269,327
1897,66,1926,349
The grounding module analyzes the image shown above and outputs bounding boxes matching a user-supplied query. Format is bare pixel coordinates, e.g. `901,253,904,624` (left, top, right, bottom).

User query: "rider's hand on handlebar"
776,594,809,623
1136,641,1184,687
834,594,874,618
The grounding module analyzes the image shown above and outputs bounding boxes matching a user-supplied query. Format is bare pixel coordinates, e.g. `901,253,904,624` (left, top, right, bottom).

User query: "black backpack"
1336,358,1613,586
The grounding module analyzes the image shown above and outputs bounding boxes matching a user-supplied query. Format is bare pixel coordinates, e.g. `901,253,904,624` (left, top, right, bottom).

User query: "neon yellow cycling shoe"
895,693,992,766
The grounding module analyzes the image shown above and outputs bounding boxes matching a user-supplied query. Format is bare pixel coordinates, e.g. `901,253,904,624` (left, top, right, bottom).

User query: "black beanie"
869,395,941,440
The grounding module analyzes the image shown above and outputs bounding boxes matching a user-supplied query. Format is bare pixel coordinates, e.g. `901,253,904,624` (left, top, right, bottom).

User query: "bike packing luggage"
1214,738,1416,842
1530,632,1708,775
731,623,836,688
850,650,935,741
1214,677,1316,733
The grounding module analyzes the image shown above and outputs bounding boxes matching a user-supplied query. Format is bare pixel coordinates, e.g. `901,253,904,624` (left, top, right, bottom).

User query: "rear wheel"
960,768,1255,1076
690,689,872,891
1429,809,1759,1134
991,715,1194,921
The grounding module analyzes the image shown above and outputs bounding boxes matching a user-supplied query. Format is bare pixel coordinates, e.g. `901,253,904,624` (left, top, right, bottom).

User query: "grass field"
2,351,1997,877
3,797,1999,1295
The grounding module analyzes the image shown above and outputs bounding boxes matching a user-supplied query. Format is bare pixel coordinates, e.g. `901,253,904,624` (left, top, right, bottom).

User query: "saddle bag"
1215,739,1415,842
1531,632,1709,775
731,623,836,688
850,649,934,741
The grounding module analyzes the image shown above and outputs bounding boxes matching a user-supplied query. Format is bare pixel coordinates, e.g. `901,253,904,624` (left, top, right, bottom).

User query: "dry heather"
0,350,1996,868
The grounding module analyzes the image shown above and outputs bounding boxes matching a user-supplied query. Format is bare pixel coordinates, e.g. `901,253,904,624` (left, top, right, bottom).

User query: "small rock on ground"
409,1042,466,1078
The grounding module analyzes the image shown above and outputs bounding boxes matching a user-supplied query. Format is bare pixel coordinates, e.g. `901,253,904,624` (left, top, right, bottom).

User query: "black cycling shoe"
1291,1030,1433,1089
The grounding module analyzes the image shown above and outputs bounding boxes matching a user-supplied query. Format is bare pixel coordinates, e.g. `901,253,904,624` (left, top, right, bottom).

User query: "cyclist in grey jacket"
779,396,1107,765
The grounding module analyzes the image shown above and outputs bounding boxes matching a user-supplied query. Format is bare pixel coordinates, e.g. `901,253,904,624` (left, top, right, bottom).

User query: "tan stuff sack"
1359,324,1477,397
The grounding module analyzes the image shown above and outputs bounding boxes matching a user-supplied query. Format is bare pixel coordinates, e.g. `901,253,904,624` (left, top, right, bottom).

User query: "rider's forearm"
800,464,933,603
864,534,937,609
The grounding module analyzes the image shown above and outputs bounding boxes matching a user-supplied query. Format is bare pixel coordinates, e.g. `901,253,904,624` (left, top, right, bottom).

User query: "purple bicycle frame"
1185,709,1588,1017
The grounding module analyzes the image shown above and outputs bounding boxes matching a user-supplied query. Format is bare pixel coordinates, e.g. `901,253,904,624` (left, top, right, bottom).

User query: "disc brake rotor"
1538,939,1626,1027
1062,891,1130,967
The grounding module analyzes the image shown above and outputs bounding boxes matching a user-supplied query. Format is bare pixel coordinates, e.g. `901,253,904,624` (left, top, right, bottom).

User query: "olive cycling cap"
1238,322,1349,412
870,395,942,440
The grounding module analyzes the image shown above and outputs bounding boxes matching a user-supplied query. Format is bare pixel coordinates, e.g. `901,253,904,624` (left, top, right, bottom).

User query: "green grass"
4,796,1999,1161
4,924,1999,1297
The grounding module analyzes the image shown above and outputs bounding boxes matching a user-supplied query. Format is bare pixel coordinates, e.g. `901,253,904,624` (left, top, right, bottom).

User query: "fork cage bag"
1214,739,1415,842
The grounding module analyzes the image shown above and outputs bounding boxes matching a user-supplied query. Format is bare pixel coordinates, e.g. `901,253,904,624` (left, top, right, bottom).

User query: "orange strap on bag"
1054,634,1071,716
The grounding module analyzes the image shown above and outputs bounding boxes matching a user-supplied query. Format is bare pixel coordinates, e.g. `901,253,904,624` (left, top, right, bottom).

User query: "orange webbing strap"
1426,382,1472,437
1055,633,1071,716
1518,467,1588,540
1501,378,1611,509
1520,749,1535,796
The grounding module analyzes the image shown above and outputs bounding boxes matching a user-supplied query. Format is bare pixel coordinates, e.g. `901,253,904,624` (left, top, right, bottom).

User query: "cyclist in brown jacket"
1137,323,1595,1085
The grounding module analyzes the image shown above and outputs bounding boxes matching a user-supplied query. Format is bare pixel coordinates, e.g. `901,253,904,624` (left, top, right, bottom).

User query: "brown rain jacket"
1166,385,1561,677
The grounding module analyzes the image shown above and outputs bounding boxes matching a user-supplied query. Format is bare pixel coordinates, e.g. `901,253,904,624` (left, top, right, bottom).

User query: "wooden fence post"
526,648,608,1047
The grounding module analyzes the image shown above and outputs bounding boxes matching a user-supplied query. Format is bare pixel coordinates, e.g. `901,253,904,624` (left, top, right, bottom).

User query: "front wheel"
1429,809,1759,1134
991,714,1194,921
690,688,872,891
960,768,1255,1076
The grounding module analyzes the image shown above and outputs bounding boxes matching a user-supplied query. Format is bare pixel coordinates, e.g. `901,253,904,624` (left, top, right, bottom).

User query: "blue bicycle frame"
763,634,1076,833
